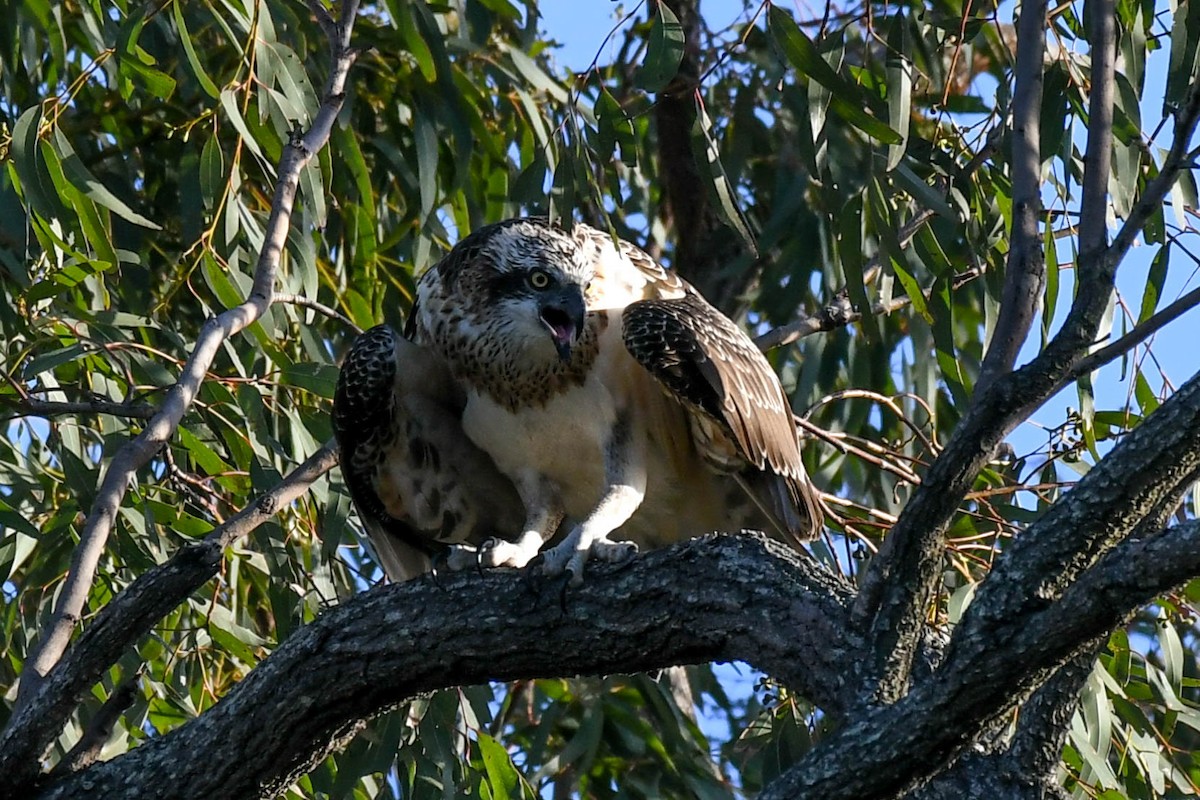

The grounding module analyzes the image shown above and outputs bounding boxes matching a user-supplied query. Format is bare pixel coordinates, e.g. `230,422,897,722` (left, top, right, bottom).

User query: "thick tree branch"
857,3,1200,703
761,516,1200,800
13,1,361,710
31,535,857,800
955,372,1200,650
0,442,338,792
765,368,1200,798
976,0,1047,395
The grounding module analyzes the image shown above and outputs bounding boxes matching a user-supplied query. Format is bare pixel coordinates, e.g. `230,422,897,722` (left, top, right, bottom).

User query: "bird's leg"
463,474,563,570
542,414,645,584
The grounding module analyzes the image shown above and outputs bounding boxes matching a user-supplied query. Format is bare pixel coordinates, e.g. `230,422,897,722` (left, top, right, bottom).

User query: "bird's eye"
528,270,551,289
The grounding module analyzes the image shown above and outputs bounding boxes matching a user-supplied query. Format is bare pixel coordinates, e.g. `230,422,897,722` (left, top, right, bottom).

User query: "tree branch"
856,0,1200,703
1075,0,1116,266
0,442,339,791
0,396,157,420
755,264,983,351
13,1,361,710
760,517,1200,800
273,293,362,333
31,535,857,800
975,0,1047,395
1059,283,1200,387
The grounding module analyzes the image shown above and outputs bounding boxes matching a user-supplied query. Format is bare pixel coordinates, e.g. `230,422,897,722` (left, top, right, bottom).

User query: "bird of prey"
333,324,526,580
402,217,822,581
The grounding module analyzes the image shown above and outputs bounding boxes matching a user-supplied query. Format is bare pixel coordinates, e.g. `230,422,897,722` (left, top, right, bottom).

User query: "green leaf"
1042,225,1060,344
637,2,685,92
477,734,519,800
768,6,901,144
1165,0,1200,111
11,106,68,221
172,2,221,99
884,12,912,170
220,88,267,163
868,177,928,322
398,5,437,82
200,135,226,209
280,363,339,399
52,128,162,230
414,115,438,220
692,99,757,256
1138,246,1168,323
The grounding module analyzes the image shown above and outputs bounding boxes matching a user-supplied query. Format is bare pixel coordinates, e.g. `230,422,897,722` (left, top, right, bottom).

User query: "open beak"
538,286,586,362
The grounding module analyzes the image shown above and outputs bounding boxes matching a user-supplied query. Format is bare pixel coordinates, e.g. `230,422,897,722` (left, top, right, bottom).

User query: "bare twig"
12,0,361,716
274,292,362,333
975,0,1047,395
757,265,984,351
0,396,157,420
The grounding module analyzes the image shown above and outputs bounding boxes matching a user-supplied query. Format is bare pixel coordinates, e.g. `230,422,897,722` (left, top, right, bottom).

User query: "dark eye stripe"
486,269,542,302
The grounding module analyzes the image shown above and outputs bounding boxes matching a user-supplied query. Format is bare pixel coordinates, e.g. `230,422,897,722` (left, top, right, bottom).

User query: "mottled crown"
475,219,597,286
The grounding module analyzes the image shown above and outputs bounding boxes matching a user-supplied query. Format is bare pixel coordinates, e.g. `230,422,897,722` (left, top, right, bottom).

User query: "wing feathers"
621,290,822,542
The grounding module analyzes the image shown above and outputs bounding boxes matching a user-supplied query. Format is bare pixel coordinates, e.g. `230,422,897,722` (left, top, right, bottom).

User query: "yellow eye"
528,270,551,289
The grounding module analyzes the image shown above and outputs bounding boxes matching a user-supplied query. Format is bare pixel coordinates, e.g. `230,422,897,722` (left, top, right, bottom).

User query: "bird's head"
480,221,594,363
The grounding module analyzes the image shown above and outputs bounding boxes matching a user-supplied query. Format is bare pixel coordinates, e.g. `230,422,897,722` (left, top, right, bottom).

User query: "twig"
0,396,158,421
795,417,923,486
975,0,1047,395
11,0,360,719
273,292,361,333
1060,284,1200,387
756,265,984,351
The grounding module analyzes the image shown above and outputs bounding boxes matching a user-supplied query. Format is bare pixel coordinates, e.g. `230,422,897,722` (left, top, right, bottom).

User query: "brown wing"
620,289,822,545
333,324,525,580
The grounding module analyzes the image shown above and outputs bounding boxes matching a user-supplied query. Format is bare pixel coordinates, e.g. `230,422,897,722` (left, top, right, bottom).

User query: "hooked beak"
538,286,587,362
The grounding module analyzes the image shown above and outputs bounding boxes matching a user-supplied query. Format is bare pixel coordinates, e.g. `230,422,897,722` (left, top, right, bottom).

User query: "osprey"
333,325,526,580
335,218,822,582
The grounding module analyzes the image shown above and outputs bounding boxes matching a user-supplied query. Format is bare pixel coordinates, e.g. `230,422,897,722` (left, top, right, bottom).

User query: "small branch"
0,442,339,792
1060,283,1200,387
12,2,360,712
975,0,1046,395
756,265,983,351
0,396,157,420
49,667,144,777
273,293,361,333
1075,0,1116,267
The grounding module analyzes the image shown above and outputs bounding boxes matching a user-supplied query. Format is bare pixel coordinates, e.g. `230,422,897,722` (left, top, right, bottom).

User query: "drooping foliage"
1,0,1199,797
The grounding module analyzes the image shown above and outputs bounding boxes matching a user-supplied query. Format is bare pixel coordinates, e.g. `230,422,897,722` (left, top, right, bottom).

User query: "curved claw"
542,535,638,586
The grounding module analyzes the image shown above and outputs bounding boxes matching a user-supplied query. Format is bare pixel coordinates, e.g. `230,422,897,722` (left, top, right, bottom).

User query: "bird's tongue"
541,309,576,345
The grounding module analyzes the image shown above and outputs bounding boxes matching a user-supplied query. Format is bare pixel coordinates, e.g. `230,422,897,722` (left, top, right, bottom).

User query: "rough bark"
653,0,755,313
28,535,855,800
